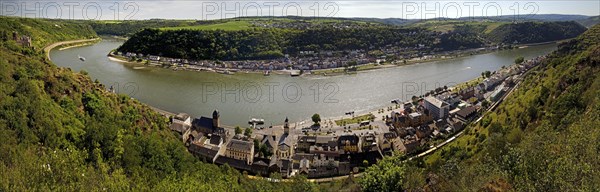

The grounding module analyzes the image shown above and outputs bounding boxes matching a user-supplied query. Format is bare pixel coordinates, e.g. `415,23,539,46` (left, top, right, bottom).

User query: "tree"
515,56,524,64
235,126,242,135
483,70,492,78
259,144,272,158
359,155,406,192
244,127,253,137
253,139,260,152
482,100,491,109
311,114,321,126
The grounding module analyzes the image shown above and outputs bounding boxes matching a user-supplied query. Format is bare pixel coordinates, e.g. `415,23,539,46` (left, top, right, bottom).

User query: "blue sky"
1,0,598,20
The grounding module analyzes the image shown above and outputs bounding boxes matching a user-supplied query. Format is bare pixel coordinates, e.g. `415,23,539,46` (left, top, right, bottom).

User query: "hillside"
87,15,597,37
486,21,587,44
88,17,383,36
0,17,316,191
359,24,600,191
116,26,449,60
408,20,507,33
0,16,97,48
463,14,591,22
88,19,205,36
577,16,600,28
116,20,587,61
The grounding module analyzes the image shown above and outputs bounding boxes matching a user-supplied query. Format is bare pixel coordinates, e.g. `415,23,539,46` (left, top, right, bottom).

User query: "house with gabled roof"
225,139,255,165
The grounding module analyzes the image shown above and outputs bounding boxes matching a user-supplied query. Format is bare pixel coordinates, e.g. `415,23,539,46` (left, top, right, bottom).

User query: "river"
49,38,557,126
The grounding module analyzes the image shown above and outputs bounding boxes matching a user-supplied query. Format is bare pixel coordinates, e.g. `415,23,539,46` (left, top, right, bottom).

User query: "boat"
264,70,270,76
78,55,86,61
217,70,234,75
290,70,301,77
248,118,265,125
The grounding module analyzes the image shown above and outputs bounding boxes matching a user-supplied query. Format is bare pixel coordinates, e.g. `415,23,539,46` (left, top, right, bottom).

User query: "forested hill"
0,17,316,190
89,20,206,37
117,26,445,60
430,23,600,190
578,16,600,28
0,16,97,49
359,24,600,191
486,21,587,44
116,20,587,61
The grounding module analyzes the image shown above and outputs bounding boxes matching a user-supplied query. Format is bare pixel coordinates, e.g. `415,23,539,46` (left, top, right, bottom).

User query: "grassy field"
410,20,508,34
157,17,371,31
424,120,489,167
335,114,375,126
160,20,253,31
312,63,388,75
451,76,485,92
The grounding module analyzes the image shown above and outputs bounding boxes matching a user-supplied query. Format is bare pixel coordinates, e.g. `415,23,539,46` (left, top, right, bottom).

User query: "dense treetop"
0,16,97,48
486,21,587,44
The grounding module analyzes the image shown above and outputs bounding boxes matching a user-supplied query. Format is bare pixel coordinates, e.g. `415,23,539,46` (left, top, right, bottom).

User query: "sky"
1,0,598,20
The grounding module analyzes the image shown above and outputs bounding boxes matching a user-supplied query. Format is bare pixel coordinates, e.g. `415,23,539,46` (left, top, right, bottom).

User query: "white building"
424,96,450,120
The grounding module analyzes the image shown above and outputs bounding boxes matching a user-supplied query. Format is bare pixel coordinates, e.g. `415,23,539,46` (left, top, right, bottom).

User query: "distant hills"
351,14,596,26
577,15,600,27
86,14,599,37
462,14,591,22
486,21,587,44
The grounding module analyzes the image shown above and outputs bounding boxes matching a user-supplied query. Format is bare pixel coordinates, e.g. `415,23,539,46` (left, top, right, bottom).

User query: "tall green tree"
244,127,253,137
514,56,524,64
311,113,321,126
235,126,242,135
359,155,406,192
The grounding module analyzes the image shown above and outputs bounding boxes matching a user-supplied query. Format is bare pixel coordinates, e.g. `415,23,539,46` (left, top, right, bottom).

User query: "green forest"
486,21,587,44
359,24,600,191
0,17,317,191
88,19,215,37
115,20,587,61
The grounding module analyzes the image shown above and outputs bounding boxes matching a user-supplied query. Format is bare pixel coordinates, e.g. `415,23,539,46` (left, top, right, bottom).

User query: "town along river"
50,38,557,126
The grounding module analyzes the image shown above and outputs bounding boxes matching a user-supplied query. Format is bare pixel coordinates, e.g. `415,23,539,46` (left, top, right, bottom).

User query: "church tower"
212,109,220,128
284,117,289,135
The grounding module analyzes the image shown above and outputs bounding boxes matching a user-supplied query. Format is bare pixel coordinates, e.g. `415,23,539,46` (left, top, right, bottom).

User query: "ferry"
78,55,86,62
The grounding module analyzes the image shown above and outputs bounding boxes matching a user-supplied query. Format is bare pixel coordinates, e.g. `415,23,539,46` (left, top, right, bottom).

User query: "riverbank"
517,38,572,48
58,41,98,50
107,48,491,77
43,38,101,61
309,45,530,77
